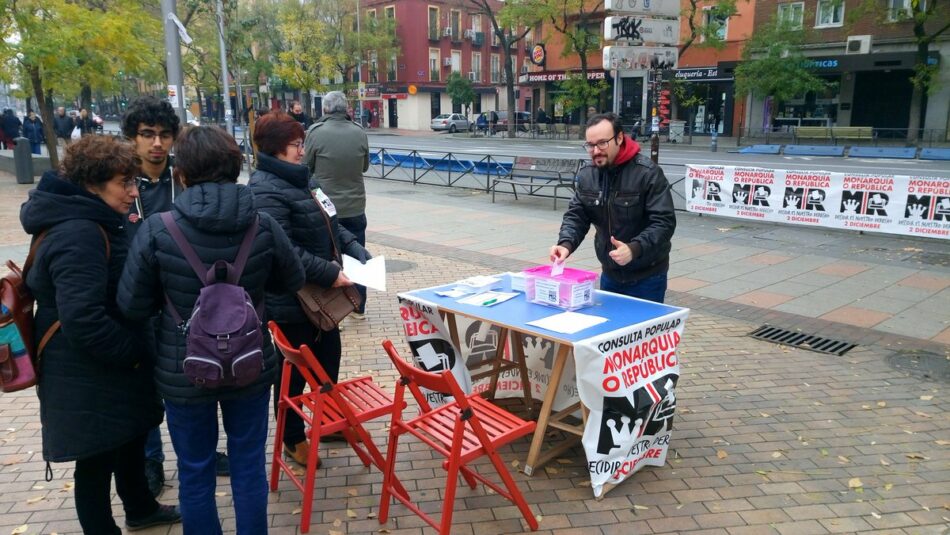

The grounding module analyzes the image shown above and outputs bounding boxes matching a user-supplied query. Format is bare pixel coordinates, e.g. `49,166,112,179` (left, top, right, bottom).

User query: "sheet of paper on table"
526,310,608,334
457,291,519,307
342,254,387,291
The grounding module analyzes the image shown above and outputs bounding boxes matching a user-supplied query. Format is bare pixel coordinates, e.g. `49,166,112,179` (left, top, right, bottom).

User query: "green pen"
481,298,498,306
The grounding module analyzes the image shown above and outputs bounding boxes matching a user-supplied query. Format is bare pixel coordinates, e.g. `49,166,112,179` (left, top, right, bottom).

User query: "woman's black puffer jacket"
247,153,367,324
20,171,162,462
117,182,305,405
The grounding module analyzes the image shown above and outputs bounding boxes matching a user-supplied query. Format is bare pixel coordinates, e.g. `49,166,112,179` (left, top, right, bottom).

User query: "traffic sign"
603,45,678,71
605,0,681,17
604,16,679,45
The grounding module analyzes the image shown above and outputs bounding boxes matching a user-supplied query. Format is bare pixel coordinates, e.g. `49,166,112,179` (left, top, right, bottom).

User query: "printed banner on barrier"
685,165,950,239
397,295,472,405
574,310,688,497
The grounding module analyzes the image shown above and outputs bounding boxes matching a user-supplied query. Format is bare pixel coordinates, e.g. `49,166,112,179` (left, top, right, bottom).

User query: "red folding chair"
269,322,405,533
379,339,539,534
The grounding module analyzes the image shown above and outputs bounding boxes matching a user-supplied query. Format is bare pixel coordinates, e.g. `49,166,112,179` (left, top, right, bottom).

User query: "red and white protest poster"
397,295,472,405
685,165,950,240
573,309,689,497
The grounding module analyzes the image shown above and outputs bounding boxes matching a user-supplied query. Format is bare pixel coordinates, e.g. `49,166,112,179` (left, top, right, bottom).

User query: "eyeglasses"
121,177,139,191
289,141,304,151
582,135,618,152
137,130,174,141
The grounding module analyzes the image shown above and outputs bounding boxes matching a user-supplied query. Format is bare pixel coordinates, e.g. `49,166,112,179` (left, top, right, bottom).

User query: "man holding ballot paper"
550,113,676,303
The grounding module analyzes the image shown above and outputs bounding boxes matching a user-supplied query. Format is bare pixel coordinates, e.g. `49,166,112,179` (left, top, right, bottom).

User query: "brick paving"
0,169,947,534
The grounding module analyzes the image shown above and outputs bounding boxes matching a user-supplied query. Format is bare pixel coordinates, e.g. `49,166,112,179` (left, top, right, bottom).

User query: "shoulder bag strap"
229,215,259,283
34,225,109,358
311,190,341,263
160,212,207,282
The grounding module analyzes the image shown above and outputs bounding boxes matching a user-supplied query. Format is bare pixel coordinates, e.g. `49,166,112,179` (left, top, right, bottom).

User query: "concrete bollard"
13,137,34,184
710,130,718,153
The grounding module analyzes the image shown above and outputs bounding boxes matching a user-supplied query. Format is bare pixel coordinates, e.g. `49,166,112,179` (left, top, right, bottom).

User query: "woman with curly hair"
19,135,181,534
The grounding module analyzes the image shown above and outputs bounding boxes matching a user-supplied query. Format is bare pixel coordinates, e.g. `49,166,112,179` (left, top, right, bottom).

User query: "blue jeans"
600,271,668,303
338,214,368,314
30,142,41,155
144,426,164,462
165,389,270,535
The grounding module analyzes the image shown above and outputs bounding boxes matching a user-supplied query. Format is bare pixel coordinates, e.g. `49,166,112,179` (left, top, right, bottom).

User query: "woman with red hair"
248,112,370,467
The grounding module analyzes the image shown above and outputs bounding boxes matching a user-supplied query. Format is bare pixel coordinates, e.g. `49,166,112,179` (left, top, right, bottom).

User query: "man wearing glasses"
120,96,230,497
550,113,676,303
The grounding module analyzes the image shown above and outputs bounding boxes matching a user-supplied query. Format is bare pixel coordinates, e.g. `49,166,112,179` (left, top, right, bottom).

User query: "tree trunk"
29,66,59,169
504,48,517,139
80,85,92,112
905,40,929,143
578,54,590,139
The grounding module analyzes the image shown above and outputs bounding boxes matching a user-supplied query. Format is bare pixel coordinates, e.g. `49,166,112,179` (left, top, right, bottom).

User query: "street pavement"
0,135,947,535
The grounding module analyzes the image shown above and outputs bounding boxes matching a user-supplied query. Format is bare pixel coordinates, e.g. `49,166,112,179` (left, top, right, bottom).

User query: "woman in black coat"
19,136,180,534
247,111,369,467
118,126,305,534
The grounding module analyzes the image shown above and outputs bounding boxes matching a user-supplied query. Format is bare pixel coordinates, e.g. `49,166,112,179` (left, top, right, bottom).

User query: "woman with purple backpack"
118,126,305,534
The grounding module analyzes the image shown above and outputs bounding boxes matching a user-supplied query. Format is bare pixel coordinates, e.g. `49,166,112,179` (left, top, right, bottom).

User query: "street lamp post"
215,0,234,134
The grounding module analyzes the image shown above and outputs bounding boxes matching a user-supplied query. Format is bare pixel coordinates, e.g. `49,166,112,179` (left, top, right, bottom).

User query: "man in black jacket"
550,113,676,303
120,96,229,496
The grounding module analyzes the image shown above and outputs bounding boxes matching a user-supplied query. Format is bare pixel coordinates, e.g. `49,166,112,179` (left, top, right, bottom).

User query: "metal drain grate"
749,325,856,356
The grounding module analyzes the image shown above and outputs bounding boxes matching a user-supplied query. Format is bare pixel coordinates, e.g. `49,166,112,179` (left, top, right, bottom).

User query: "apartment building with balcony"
359,0,528,130
745,0,949,137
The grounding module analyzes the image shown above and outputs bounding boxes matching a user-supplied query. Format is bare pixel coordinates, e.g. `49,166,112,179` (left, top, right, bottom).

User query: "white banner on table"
397,295,472,406
573,309,689,498
465,324,580,413
685,165,950,240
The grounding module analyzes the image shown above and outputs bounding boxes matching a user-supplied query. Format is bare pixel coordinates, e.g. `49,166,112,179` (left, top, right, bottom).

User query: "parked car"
431,113,470,133
495,111,531,132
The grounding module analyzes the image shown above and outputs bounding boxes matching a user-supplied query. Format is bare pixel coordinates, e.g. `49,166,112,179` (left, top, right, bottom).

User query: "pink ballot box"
523,265,598,310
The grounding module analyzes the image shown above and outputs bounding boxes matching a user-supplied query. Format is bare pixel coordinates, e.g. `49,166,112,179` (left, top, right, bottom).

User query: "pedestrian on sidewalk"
118,126,305,534
304,91,372,320
22,110,44,155
20,135,181,534
253,110,370,464
550,112,676,303
53,107,74,152
1,108,21,149
288,100,312,130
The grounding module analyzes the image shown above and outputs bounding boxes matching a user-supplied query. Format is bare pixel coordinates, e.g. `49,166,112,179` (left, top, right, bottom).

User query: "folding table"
399,274,688,494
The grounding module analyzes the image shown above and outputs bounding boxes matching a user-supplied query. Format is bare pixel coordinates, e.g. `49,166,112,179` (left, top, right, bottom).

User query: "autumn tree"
0,0,161,168
734,16,828,130
466,0,543,138
532,0,604,128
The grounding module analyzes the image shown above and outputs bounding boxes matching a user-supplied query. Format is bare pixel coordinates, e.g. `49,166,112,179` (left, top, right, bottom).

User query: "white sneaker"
350,312,366,321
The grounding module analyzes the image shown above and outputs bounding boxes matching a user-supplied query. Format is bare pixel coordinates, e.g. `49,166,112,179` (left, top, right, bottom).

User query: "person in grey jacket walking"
303,91,371,318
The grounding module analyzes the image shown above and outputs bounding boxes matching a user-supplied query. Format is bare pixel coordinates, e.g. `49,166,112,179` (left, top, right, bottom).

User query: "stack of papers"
457,291,518,307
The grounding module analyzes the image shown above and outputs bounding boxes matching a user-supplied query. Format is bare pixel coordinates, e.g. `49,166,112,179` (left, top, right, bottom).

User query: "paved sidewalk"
0,171,947,534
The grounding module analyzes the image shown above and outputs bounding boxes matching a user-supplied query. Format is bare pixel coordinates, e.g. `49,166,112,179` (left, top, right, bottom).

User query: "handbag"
295,191,363,331
70,126,81,140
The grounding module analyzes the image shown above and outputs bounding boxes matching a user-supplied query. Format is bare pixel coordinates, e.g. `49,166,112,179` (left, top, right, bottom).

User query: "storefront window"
774,76,840,128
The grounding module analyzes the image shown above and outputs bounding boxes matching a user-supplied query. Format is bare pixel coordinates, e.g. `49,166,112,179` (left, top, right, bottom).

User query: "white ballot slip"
342,255,387,291
551,260,565,277
526,311,608,334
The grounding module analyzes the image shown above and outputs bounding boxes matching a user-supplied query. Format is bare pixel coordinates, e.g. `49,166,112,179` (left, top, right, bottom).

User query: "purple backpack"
161,212,263,389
